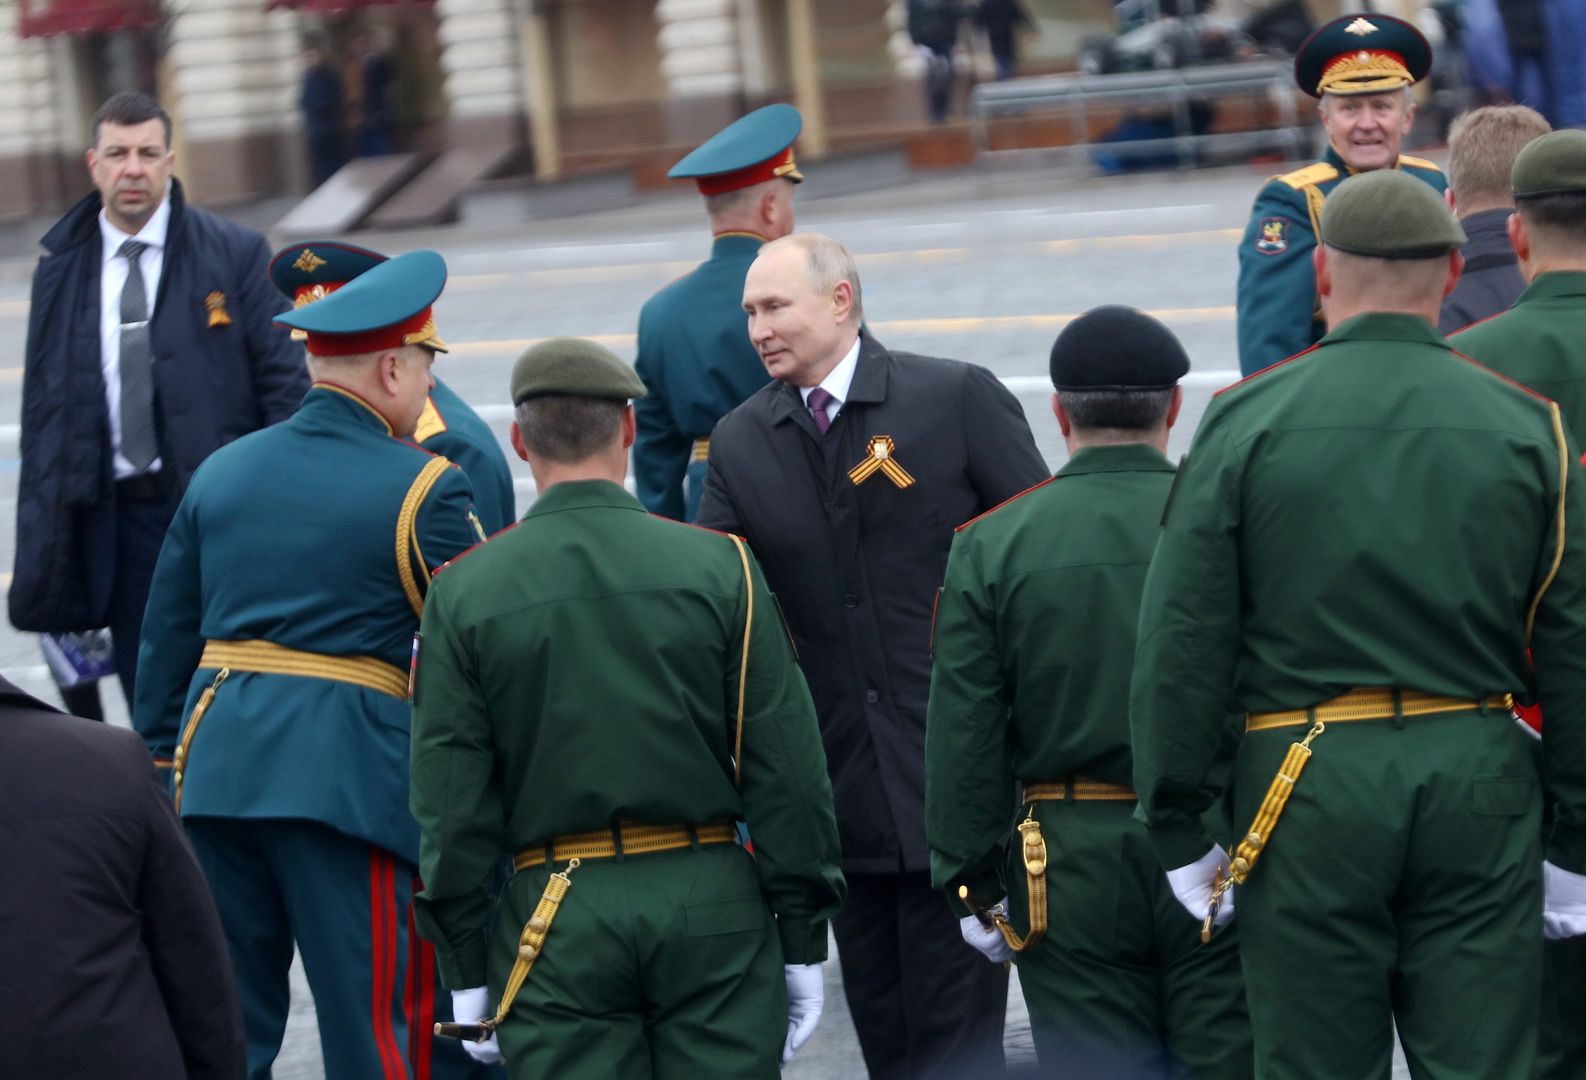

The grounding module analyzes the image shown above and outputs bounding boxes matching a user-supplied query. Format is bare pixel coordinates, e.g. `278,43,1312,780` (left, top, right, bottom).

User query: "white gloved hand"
1165,844,1235,929
782,963,824,1066
958,902,1015,964
1544,861,1586,940
450,986,504,1065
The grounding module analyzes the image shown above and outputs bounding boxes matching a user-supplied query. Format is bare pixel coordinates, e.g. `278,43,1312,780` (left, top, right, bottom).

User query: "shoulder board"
1274,162,1339,190
955,476,1056,533
1212,343,1322,398
432,521,521,577
679,519,747,545
1447,308,1507,340
413,397,448,444
1397,154,1442,172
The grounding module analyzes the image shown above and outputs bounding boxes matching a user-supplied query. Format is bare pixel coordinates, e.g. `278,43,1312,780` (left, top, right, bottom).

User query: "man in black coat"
699,233,1049,1078
1439,104,1551,333
11,92,307,705
0,675,245,1078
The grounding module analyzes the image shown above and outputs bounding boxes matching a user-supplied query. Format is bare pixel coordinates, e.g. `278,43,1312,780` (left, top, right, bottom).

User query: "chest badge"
205,291,232,328
849,435,916,489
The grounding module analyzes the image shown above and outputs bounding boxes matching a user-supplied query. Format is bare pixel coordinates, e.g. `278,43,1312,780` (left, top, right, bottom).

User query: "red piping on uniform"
408,901,436,1080
1213,343,1322,398
955,476,1056,532
370,851,406,1080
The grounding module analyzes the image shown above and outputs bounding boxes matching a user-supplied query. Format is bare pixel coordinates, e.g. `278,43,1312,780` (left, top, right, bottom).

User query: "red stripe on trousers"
370,850,406,1080
408,898,435,1080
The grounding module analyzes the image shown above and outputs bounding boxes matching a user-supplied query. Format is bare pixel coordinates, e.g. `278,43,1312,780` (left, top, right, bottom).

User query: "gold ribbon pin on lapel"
205,291,232,328
849,435,915,489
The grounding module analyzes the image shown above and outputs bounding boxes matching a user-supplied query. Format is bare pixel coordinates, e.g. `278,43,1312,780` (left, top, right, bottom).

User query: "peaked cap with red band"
668,103,804,196
268,240,388,342
274,248,449,357
1294,13,1431,98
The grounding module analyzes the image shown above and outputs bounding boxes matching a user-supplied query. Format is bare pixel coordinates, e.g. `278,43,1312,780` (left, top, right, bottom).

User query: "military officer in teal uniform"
411,338,844,1077
1133,171,1586,1079
1451,129,1586,1080
134,250,487,1080
926,307,1252,1078
272,240,517,533
1236,13,1447,376
634,104,802,521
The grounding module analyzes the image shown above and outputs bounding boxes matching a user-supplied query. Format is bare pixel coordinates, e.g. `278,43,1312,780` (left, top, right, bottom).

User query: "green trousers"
1235,709,1541,1080
490,842,786,1079
1008,801,1253,1079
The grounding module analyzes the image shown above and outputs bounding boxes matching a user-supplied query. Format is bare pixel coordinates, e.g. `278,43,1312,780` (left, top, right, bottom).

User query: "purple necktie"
807,387,836,434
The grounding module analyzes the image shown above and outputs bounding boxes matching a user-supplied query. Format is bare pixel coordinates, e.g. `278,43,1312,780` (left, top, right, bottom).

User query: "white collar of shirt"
799,335,862,415
99,186,171,266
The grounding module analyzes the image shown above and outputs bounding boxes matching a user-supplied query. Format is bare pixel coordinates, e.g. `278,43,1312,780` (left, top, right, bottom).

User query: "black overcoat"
698,332,1048,872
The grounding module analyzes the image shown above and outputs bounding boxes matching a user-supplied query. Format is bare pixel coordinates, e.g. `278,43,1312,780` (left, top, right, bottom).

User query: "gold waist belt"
199,639,409,700
691,438,710,463
1024,777,1137,802
513,821,737,871
1245,687,1514,733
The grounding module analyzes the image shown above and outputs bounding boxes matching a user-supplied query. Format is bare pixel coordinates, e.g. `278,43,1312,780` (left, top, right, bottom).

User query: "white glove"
958,901,1015,964
1544,861,1586,940
782,963,824,1066
1165,844,1235,929
449,986,504,1065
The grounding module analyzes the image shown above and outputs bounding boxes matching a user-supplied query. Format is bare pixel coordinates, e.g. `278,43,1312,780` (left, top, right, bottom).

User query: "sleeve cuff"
1546,827,1586,877
1146,820,1215,874
776,918,829,965
944,869,1005,919
412,903,487,990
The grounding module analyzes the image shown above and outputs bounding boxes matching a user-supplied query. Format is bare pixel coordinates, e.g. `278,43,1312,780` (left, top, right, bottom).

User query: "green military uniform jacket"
634,233,773,521
409,479,845,989
132,385,484,864
1453,271,1586,447
1236,146,1447,375
926,444,1181,912
1131,313,1586,874
419,377,517,534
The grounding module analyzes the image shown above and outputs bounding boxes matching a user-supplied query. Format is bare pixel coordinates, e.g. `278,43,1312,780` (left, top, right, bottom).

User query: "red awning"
264,0,428,11
17,0,160,37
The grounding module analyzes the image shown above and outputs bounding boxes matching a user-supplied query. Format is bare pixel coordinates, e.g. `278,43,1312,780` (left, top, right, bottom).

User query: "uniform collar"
1057,442,1174,478
1319,311,1447,346
526,478,646,518
303,382,396,435
1515,270,1586,304
1459,207,1515,242
711,231,770,259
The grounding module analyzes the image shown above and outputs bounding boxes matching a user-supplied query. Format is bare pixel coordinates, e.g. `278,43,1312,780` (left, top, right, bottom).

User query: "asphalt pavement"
0,153,1417,1077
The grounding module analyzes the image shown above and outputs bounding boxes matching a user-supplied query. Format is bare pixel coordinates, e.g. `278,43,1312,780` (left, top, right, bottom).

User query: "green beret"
1513,129,1586,200
1320,170,1466,259
510,337,647,404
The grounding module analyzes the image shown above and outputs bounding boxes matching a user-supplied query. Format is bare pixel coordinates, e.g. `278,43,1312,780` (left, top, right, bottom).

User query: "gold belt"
1024,776,1136,802
1246,687,1514,733
691,438,710,463
199,639,409,700
513,821,737,871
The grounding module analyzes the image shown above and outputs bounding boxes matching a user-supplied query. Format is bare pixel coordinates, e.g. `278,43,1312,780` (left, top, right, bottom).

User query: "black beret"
1049,306,1190,392
1513,129,1586,200
1320,170,1466,258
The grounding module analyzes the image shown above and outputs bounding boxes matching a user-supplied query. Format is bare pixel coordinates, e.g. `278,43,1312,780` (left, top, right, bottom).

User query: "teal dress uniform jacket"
634,232,772,521
1235,145,1447,375
421,377,516,534
133,384,483,864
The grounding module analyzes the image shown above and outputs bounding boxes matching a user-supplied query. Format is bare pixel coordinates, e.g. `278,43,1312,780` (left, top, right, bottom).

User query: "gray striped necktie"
118,238,157,470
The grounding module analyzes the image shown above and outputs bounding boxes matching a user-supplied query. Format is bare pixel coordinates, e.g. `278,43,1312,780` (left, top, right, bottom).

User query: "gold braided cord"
1246,688,1513,732
489,862,579,1028
1316,52,1412,95
1024,778,1137,802
199,640,409,699
398,457,452,617
1526,402,1569,648
730,535,753,787
173,668,229,812
513,822,737,871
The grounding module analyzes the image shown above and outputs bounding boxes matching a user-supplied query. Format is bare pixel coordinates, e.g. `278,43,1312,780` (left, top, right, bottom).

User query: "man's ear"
832,280,854,324
1509,211,1530,263
1314,246,1332,298
621,404,637,450
378,350,403,395
509,420,530,463
1165,384,1184,431
1442,248,1465,299
1052,392,1071,437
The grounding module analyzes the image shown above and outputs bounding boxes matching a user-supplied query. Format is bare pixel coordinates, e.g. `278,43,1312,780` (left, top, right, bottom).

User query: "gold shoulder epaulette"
1273,162,1339,190
1397,154,1442,172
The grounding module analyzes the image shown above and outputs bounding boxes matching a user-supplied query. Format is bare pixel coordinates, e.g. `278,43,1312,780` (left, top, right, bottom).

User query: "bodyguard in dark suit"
10,92,307,705
0,675,244,1079
699,233,1048,1078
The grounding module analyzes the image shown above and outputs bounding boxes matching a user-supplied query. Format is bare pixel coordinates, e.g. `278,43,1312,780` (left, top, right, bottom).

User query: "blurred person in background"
299,38,345,187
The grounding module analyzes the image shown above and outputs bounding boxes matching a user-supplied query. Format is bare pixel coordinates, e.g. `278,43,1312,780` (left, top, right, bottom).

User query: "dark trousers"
109,480,178,707
924,48,956,123
834,870,1008,1079
186,818,415,1080
307,132,346,188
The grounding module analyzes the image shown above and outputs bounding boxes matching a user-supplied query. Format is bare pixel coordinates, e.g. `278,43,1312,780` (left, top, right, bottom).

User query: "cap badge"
849,436,916,489
1344,17,1377,36
294,248,328,274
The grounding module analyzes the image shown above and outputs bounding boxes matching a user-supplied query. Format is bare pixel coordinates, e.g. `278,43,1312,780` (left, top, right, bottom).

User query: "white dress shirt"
99,190,170,479
799,335,862,428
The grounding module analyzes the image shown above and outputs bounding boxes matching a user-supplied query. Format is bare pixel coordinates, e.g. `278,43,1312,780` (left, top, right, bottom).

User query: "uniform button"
865,689,879,704
844,594,858,608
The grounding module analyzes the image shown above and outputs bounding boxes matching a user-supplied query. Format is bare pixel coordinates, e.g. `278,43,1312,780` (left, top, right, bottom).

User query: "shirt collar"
800,335,862,408
1056,442,1175,478
1319,311,1449,347
99,185,172,266
1515,270,1586,305
526,478,647,519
